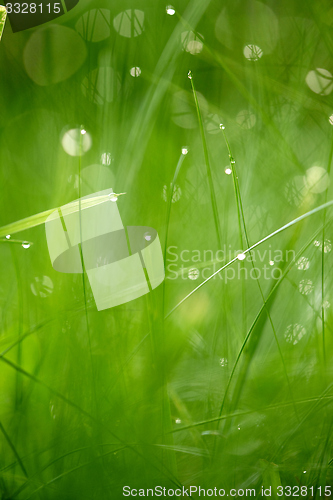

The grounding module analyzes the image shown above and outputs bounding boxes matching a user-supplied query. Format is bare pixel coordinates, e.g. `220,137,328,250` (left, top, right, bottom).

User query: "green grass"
1,0,333,498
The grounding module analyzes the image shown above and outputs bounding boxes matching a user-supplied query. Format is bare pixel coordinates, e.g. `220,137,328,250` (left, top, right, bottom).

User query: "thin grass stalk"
189,73,222,249
220,127,301,431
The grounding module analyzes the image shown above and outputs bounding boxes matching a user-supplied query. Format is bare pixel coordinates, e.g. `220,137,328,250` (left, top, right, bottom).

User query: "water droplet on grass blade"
166,5,175,15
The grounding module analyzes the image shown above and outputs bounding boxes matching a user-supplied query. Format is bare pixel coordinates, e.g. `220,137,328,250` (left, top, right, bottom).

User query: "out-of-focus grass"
1,0,333,497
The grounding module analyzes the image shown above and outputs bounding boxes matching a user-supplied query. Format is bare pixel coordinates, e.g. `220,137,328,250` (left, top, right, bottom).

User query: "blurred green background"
1,0,333,497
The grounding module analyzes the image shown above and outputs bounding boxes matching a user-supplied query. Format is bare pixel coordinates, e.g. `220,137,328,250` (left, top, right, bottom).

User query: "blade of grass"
189,73,222,249
0,421,28,479
166,199,333,318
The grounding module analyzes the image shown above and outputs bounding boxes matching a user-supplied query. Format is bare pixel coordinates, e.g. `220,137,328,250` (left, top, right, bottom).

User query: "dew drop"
166,5,175,15
243,44,263,61
237,253,246,261
224,167,232,175
187,70,192,79
5,234,10,239
101,152,112,165
188,267,199,280
130,66,141,77
219,123,225,130
22,241,31,249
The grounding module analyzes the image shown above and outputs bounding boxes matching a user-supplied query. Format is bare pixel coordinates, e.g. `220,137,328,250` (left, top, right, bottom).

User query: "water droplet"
101,152,112,165
188,267,199,280
297,256,310,270
219,123,225,130
269,260,274,266
166,5,175,15
237,253,246,261
187,70,192,79
224,167,232,175
80,128,86,135
22,242,31,249
303,471,306,474
109,193,118,202
130,66,141,77
144,232,151,241
175,418,181,424
243,44,263,61
5,234,10,239
181,147,188,155
237,425,241,430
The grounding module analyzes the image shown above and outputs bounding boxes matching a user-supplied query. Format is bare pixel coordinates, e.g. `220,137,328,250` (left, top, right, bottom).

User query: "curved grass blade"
166,199,333,318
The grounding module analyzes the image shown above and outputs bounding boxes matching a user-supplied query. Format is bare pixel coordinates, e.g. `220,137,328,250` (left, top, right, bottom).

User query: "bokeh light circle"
113,9,144,38
75,9,111,42
305,68,333,95
24,25,86,86
61,128,92,157
82,67,121,105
